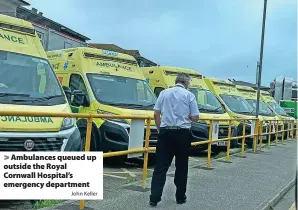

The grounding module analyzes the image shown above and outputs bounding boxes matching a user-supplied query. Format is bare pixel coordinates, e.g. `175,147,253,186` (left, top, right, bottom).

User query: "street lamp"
256,0,268,118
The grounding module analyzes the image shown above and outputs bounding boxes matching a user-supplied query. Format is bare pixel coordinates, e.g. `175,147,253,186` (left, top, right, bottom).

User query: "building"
88,43,157,67
1,1,157,67
270,77,297,102
16,6,90,51
0,0,90,51
0,0,29,17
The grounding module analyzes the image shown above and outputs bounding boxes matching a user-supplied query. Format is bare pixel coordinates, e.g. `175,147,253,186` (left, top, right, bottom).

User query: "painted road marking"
121,168,136,177
104,171,143,174
289,202,295,210
103,174,127,179
189,157,200,162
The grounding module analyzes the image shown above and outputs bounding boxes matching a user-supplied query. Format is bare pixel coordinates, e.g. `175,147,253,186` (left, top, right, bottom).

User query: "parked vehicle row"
0,14,294,153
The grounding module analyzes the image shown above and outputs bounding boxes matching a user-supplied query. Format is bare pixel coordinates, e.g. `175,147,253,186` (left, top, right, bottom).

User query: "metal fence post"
286,121,290,140
294,120,298,140
241,121,246,157
268,121,272,149
226,120,232,162
292,121,294,139
275,120,279,145
253,119,259,153
142,118,151,189
259,121,263,151
80,117,93,210
207,120,213,168
282,121,285,144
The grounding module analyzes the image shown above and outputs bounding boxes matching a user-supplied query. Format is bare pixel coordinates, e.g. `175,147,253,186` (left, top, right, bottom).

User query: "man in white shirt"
149,73,200,207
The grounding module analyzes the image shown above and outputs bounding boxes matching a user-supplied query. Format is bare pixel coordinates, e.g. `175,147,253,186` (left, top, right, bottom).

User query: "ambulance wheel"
212,146,225,154
79,127,101,151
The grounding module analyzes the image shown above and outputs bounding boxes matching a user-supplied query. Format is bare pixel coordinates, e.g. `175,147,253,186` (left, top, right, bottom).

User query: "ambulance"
235,85,279,140
204,78,268,147
0,14,82,151
260,90,295,137
46,47,158,152
261,90,294,120
141,66,238,152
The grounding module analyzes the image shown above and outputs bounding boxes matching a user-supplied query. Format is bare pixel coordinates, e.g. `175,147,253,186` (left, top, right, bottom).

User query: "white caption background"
0,152,103,200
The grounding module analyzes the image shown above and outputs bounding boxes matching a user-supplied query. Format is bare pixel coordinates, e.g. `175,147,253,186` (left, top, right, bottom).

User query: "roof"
18,0,30,6
88,43,157,66
146,66,201,75
16,6,90,41
260,90,271,95
207,77,235,84
229,79,270,90
47,47,137,62
89,43,140,56
0,13,33,29
235,85,255,91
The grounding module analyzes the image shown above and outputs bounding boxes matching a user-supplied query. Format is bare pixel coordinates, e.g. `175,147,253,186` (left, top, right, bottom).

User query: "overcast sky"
26,0,297,85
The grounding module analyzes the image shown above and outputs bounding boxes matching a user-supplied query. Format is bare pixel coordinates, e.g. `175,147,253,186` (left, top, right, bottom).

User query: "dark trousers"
150,128,191,203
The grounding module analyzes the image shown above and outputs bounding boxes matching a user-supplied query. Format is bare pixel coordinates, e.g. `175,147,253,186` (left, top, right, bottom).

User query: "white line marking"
121,168,136,177
104,171,143,174
189,157,200,162
103,174,127,179
289,202,296,210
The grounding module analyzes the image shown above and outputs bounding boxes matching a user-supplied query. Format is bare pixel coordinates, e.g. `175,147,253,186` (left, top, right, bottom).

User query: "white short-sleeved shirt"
154,83,200,129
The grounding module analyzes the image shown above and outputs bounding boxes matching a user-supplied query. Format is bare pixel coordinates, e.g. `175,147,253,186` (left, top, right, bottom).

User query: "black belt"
161,126,190,130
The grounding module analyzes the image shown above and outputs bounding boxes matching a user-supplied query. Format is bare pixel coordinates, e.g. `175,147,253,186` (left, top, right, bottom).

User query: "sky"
25,0,297,86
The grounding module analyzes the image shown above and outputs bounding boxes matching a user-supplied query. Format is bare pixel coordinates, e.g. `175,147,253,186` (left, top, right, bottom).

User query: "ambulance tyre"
212,146,224,154
79,126,102,152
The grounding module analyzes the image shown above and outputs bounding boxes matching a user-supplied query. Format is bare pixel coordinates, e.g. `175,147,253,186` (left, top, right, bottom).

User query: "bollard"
226,120,232,162
259,122,263,151
142,119,151,189
241,121,246,157
268,121,272,149
294,120,298,140
290,121,295,140
286,121,290,140
282,121,285,144
253,119,259,153
275,120,278,145
80,117,93,210
207,120,213,168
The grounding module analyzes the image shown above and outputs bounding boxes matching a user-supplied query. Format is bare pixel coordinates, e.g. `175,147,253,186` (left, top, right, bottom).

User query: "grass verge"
33,200,62,209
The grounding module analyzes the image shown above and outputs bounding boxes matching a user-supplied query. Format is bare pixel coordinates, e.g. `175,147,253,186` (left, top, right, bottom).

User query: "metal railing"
0,110,296,210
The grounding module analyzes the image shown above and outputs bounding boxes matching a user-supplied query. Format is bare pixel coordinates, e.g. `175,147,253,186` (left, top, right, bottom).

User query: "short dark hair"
175,73,191,84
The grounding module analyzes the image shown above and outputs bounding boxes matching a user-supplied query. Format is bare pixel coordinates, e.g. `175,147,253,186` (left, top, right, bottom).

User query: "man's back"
155,84,198,128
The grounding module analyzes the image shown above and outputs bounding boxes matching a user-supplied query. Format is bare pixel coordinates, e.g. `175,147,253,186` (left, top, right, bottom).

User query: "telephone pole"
256,0,268,118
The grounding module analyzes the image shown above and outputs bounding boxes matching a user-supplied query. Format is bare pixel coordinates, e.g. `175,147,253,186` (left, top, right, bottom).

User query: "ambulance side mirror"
72,90,89,107
62,86,72,103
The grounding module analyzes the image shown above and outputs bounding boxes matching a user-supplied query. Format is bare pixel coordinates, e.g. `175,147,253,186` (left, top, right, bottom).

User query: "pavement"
273,186,296,210
39,139,297,210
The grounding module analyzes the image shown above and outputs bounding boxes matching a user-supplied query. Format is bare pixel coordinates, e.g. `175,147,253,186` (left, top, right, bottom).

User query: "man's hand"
189,115,199,122
154,110,161,133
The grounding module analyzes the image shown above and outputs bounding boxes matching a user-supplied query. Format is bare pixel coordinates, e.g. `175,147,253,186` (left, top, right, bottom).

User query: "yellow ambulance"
46,47,158,152
141,66,238,152
260,90,295,137
204,78,268,147
235,85,279,140
0,14,82,151
260,90,294,120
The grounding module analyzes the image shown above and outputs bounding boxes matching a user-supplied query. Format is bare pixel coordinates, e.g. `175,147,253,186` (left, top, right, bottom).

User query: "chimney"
38,12,43,16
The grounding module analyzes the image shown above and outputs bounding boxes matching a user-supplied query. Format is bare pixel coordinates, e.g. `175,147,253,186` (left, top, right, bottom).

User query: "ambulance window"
154,87,164,97
70,74,88,95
